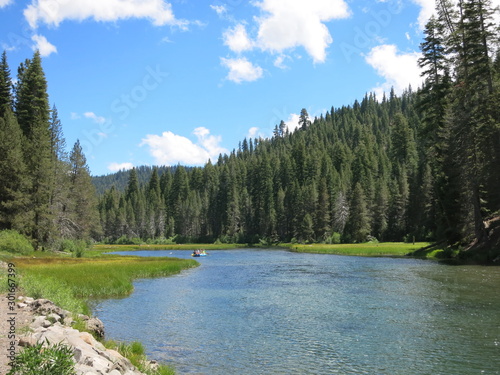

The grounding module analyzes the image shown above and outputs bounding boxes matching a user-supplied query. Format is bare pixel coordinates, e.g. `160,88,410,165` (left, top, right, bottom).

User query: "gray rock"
47,312,62,322
31,315,51,329
29,299,68,319
85,317,105,338
18,299,148,375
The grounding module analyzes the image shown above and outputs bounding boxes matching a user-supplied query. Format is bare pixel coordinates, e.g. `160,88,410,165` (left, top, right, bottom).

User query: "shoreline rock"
15,297,151,375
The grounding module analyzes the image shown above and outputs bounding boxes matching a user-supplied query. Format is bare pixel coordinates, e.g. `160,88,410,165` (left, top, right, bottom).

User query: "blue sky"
0,0,456,176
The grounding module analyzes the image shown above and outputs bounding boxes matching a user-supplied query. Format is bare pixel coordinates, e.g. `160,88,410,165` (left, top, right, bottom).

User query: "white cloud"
365,44,423,96
210,4,227,16
247,127,260,139
24,0,187,29
221,57,263,83
273,54,290,69
410,0,437,30
253,0,351,63
193,126,227,157
411,0,500,31
70,112,81,120
84,112,106,124
108,162,134,172
31,34,57,56
140,127,228,166
0,0,13,8
284,113,300,133
223,23,254,53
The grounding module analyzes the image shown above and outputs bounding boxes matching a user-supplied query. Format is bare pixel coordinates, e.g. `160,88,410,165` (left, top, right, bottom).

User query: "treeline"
93,165,185,195
97,0,500,249
0,51,100,249
97,91,429,244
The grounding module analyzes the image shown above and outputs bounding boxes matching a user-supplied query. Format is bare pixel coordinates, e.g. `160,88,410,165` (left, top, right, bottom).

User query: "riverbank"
0,254,198,374
9,254,198,315
0,293,167,374
282,242,432,257
94,243,248,252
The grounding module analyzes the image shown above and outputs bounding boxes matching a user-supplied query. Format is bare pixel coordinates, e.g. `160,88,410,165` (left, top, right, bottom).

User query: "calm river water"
94,249,500,374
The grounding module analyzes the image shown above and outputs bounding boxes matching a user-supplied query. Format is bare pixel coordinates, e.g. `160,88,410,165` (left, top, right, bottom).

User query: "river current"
94,249,500,374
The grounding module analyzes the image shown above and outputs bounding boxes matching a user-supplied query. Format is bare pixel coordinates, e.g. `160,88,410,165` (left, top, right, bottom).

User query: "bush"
53,239,88,258
7,340,76,375
115,235,142,245
326,232,341,244
0,230,33,255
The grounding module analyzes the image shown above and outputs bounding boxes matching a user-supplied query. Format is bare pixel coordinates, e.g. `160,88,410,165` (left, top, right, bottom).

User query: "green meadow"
283,242,432,257
13,255,198,315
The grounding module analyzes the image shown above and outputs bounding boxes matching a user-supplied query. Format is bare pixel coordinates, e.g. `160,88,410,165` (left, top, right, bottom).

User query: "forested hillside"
1,0,499,261
0,51,100,249
96,0,500,259
92,165,185,195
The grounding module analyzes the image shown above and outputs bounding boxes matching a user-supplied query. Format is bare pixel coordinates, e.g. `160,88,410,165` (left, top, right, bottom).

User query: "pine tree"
68,140,100,240
49,105,72,239
0,51,13,117
0,108,29,230
298,108,311,130
344,183,370,243
14,51,54,247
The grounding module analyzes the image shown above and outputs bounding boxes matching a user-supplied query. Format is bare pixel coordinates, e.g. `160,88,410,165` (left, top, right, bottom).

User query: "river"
93,249,500,374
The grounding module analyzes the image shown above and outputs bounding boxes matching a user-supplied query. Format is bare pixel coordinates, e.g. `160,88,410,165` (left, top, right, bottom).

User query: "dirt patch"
0,293,33,374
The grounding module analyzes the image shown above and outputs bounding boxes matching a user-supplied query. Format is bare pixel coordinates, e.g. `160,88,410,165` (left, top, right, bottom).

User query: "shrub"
55,239,76,252
329,232,341,244
115,236,142,245
53,239,88,258
0,230,33,255
7,340,76,375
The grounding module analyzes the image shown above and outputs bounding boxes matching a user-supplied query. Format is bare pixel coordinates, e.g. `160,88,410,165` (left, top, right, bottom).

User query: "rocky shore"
2,296,157,375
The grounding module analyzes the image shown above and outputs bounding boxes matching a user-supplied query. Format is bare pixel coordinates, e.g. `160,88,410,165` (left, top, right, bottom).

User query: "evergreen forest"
1,0,499,261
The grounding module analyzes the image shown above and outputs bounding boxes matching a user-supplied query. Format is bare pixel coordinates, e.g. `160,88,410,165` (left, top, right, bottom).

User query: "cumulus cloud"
84,111,107,124
24,0,187,29
0,0,12,8
410,0,437,30
31,34,57,56
108,162,134,172
223,23,254,53
284,113,301,133
253,0,351,63
140,127,228,166
365,44,423,97
221,57,263,83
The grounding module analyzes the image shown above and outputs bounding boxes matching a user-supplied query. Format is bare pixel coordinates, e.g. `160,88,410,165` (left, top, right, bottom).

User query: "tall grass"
15,256,198,314
104,340,175,375
93,243,248,252
284,242,431,257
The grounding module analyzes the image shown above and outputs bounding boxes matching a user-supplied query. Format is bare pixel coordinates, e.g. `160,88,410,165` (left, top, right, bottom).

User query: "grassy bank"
94,243,248,252
13,255,198,315
282,242,432,257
